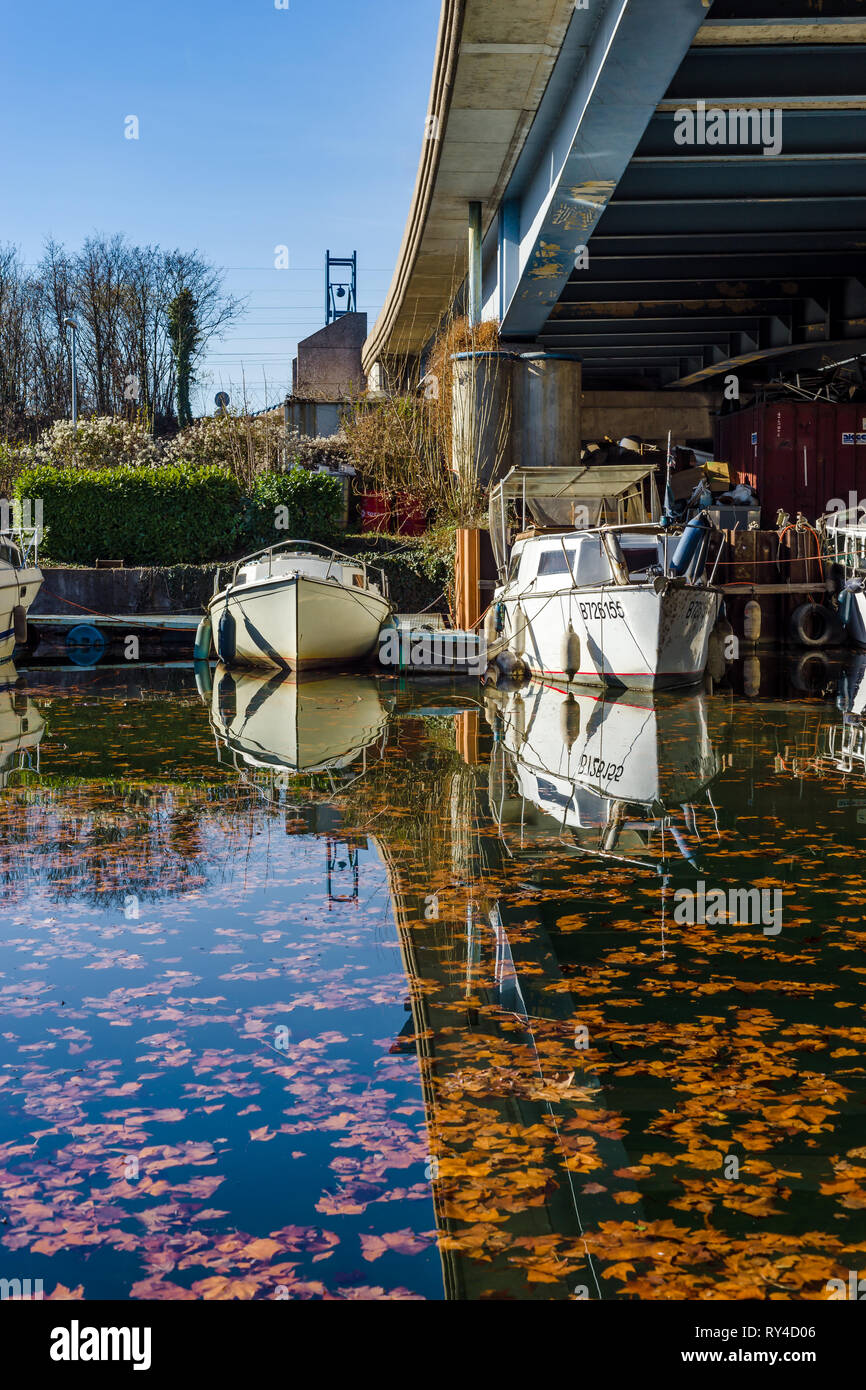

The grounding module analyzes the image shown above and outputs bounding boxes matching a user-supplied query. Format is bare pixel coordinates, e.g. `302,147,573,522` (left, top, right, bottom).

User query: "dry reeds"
344,313,511,529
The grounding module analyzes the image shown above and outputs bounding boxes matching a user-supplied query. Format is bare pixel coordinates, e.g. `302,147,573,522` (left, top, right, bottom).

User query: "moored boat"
207,540,392,672
486,465,723,691
0,526,42,660
825,512,866,647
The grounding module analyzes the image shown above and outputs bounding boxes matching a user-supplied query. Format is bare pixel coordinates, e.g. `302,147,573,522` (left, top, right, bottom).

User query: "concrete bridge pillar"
450,350,582,488
450,351,515,489
512,353,582,469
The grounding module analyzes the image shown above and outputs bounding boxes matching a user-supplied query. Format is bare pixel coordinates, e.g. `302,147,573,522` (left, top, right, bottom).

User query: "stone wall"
31,550,447,621
31,565,220,619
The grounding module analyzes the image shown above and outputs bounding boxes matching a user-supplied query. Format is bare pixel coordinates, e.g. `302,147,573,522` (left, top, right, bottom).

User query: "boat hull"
503,583,722,691
211,668,388,772
842,589,866,648
209,573,391,671
0,566,42,661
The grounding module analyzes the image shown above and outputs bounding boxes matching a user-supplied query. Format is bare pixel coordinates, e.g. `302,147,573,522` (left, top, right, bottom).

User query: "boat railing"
824,514,866,575
0,524,40,569
216,538,388,598
825,509,866,530
824,719,866,774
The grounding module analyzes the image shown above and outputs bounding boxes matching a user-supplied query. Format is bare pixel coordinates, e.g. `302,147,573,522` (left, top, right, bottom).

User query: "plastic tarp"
489,464,661,572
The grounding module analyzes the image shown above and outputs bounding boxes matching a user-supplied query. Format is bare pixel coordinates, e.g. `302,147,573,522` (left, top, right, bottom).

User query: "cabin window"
621,541,660,577
537,548,575,577
573,537,612,587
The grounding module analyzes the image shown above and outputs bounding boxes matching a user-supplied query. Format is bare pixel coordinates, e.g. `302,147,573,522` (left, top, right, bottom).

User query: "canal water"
0,657,864,1301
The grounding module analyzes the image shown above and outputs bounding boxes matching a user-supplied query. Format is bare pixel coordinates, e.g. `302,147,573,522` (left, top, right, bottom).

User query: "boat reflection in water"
484,679,723,872
209,665,390,783
826,651,866,775
208,666,392,904
0,660,44,787
202,667,734,1296
2,658,860,1300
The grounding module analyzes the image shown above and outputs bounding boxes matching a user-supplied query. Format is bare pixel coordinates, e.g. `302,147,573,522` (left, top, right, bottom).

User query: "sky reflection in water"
0,657,864,1301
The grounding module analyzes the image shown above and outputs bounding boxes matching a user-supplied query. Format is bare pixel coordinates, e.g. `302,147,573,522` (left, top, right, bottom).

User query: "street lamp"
63,315,78,429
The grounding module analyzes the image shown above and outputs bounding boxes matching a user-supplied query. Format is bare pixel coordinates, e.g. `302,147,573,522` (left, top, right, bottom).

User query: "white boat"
487,465,723,691
210,667,389,776
0,661,44,787
0,527,42,661
207,540,392,672
825,512,866,647
485,679,722,867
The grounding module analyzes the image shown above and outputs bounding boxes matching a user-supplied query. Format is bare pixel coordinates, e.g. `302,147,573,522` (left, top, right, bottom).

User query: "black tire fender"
789,602,844,648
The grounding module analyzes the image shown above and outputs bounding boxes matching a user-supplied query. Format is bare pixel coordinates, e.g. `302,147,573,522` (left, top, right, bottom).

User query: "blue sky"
1,0,441,411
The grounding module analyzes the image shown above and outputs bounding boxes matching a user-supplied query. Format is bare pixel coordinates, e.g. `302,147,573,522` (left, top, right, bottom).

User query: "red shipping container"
715,401,866,525
359,492,391,534
395,493,427,537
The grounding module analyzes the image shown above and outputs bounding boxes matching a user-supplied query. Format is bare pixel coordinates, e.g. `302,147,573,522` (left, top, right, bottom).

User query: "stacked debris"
580,434,761,527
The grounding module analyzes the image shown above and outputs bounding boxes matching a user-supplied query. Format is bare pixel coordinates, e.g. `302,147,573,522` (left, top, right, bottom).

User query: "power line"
222,266,395,273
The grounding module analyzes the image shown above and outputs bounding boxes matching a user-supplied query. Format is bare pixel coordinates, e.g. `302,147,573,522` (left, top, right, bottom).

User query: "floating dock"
30,613,201,632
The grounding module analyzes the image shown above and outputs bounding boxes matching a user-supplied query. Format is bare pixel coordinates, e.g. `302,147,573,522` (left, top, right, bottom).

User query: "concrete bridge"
364,0,866,396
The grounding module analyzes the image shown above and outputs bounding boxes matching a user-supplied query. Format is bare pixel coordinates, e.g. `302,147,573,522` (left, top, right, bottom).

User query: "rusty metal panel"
717,402,866,523
455,528,482,633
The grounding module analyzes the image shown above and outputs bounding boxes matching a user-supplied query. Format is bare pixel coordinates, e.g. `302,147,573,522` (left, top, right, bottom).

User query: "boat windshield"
533,535,610,587
537,547,576,577
506,529,668,589
620,534,662,579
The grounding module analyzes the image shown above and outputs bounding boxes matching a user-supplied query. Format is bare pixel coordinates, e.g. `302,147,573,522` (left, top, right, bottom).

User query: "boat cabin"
505,529,671,591
226,543,387,600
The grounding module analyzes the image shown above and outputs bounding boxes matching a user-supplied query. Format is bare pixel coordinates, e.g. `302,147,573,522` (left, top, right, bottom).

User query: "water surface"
0,658,864,1300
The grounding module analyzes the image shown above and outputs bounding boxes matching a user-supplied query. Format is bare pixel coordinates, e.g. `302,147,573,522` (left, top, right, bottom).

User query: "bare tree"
0,245,31,426
73,235,128,415
0,235,243,435
34,239,75,419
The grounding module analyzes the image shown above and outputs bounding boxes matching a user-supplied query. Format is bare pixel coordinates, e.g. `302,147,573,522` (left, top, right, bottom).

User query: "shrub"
345,533,453,615
0,442,19,497
15,462,243,565
288,433,353,472
238,467,345,551
169,414,354,485
343,313,502,529
26,415,162,470
167,413,284,483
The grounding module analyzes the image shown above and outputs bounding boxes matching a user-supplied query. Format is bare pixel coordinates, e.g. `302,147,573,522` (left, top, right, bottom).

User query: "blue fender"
670,514,711,578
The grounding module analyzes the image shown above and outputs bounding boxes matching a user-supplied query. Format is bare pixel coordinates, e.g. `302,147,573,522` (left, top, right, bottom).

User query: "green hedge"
343,536,452,614
14,464,344,566
240,469,344,551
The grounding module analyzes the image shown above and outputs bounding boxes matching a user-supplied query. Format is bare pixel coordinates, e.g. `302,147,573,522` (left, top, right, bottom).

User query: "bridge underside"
365,0,866,398
507,1,866,388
